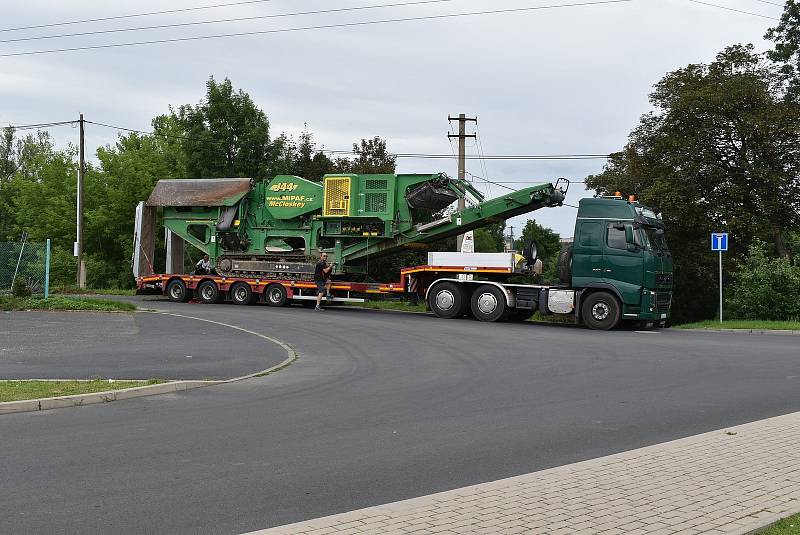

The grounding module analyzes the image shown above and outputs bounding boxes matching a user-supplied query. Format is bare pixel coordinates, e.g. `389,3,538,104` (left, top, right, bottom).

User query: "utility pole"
76,113,86,289
448,113,476,251
509,225,515,252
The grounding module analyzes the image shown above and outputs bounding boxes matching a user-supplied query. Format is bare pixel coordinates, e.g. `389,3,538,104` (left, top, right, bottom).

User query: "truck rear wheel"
230,282,255,305
264,283,287,307
167,279,191,303
197,280,222,304
581,291,621,330
428,282,466,319
558,245,573,283
470,284,509,322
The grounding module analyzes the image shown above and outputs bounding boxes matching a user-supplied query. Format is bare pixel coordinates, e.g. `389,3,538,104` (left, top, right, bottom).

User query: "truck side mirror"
625,225,635,245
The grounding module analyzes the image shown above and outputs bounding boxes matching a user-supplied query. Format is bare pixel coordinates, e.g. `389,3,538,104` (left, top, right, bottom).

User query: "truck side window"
607,223,627,250
579,222,601,246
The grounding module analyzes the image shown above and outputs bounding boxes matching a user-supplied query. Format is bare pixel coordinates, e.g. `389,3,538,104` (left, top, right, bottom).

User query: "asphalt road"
0,310,287,380
1,298,799,535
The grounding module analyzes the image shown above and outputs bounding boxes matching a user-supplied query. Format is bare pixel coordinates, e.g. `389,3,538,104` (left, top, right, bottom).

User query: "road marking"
242,411,800,534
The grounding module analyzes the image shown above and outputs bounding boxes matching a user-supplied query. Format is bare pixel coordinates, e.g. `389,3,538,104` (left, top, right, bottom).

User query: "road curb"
0,309,298,415
679,328,800,336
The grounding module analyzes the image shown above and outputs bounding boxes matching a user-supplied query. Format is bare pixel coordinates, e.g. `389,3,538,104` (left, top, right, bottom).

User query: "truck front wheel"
581,291,621,330
470,284,509,322
428,282,466,319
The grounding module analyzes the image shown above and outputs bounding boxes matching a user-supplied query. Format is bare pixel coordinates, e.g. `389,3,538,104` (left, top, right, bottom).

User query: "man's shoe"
315,306,324,311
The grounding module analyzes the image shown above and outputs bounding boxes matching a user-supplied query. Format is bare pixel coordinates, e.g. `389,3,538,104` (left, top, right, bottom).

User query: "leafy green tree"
473,222,505,252
158,77,271,179
765,0,800,98
728,240,800,320
272,129,335,182
333,137,397,174
586,44,800,322
518,219,561,281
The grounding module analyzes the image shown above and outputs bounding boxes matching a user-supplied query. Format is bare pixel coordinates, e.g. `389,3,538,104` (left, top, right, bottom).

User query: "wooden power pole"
448,113,477,251
76,113,86,288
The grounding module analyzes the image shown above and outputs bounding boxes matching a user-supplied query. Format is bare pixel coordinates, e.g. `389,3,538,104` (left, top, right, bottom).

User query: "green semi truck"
134,173,672,330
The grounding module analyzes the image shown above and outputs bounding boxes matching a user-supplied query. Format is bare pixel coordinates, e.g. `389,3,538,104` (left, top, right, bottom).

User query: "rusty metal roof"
146,178,253,207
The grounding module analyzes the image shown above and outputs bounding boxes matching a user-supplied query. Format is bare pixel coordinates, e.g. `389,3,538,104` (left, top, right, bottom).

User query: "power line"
0,0,635,57
3,120,78,130
0,0,466,44
746,0,784,7
0,0,280,33
685,0,779,19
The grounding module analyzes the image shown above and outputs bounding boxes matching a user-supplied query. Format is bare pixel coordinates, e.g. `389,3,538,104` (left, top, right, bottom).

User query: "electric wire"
0,0,280,33
685,0,779,19
2,120,78,130
0,0,636,58
0,0,467,44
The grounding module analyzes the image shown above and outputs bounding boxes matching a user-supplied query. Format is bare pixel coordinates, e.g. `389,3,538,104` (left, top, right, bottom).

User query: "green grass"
0,379,163,402
0,295,135,312
675,319,800,330
53,286,136,296
760,512,800,535
351,300,427,313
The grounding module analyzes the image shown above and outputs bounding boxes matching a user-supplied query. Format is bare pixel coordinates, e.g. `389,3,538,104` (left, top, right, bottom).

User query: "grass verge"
760,512,800,535
0,379,164,402
51,286,136,296
349,300,427,313
0,295,135,312
675,319,800,330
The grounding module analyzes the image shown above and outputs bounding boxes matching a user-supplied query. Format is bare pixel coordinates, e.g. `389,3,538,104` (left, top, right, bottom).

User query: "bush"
11,276,31,297
727,240,800,321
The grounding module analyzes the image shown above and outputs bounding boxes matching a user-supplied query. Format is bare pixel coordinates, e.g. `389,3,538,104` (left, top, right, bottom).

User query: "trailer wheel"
581,291,621,330
470,284,509,322
428,282,466,319
197,280,222,304
230,282,255,305
166,279,191,303
264,283,287,307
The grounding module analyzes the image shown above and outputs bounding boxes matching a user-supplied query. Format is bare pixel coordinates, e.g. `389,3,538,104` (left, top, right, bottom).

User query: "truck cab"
571,197,673,328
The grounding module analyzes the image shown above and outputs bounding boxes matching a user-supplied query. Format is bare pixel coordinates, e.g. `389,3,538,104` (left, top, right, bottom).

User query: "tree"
473,223,505,252
585,44,800,322
765,0,800,98
158,77,271,179
333,137,397,174
272,129,335,182
518,219,561,281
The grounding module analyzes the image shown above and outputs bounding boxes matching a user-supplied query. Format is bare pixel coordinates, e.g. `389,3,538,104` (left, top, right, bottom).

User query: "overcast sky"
0,0,784,237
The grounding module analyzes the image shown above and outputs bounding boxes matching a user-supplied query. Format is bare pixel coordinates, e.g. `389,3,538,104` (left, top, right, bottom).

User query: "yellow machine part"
323,176,351,216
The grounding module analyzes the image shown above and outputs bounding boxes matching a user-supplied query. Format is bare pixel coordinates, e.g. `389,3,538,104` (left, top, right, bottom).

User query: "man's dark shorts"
315,280,327,294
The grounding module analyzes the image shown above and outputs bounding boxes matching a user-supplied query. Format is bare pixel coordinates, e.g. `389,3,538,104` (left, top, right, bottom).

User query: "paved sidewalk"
245,411,800,534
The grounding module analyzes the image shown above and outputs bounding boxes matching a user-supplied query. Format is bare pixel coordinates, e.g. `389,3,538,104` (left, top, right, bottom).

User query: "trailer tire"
428,282,466,319
230,282,255,305
197,280,222,304
558,245,573,284
581,291,621,330
167,279,191,303
470,284,509,322
264,283,287,307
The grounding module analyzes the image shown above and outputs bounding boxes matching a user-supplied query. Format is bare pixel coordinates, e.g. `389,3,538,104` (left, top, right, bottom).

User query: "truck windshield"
642,227,670,254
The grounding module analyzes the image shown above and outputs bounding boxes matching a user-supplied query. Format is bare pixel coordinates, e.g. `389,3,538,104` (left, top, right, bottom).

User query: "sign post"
711,232,729,323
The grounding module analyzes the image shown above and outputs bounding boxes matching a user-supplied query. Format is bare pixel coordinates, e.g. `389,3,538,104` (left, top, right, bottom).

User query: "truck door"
603,222,643,303
572,221,604,284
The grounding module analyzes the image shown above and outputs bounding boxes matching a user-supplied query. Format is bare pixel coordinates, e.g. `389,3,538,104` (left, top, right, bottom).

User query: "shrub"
11,276,31,297
727,240,800,321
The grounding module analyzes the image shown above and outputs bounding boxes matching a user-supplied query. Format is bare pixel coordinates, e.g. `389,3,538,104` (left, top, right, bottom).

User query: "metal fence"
0,239,51,296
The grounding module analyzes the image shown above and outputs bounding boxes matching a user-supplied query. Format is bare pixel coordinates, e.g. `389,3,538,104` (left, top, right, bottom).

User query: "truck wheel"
470,284,509,322
581,291,621,330
230,282,255,305
197,280,222,304
167,279,191,303
428,282,465,319
264,283,287,307
508,309,535,322
558,245,573,283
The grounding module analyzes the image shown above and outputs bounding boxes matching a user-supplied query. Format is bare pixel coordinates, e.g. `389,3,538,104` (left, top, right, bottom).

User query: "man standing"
314,252,333,311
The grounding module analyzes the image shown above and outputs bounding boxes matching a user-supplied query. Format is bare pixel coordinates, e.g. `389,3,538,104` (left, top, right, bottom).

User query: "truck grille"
656,292,672,313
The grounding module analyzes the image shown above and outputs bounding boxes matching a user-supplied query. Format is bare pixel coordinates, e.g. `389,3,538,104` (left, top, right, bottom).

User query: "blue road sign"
711,233,728,252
